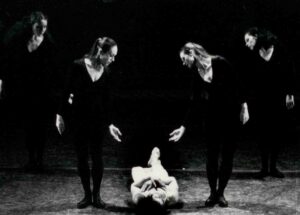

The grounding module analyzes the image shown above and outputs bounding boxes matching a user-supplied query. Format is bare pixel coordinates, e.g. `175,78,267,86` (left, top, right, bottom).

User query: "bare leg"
147,147,161,166
148,147,169,180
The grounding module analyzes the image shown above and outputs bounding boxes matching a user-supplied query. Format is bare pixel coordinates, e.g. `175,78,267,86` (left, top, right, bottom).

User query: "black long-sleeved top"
1,21,56,83
239,43,296,106
183,56,240,129
58,59,112,128
1,26,56,115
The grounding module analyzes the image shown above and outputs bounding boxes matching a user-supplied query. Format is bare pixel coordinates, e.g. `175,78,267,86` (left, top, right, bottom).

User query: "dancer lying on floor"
130,147,179,212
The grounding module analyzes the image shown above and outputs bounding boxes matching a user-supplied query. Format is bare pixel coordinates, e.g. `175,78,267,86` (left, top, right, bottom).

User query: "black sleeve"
57,62,77,117
279,45,296,96
103,71,114,125
182,76,197,128
44,37,61,111
285,57,296,96
235,49,254,105
103,68,121,126
0,23,27,95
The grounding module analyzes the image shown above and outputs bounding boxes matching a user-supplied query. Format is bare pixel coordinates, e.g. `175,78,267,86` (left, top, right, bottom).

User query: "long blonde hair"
180,42,216,65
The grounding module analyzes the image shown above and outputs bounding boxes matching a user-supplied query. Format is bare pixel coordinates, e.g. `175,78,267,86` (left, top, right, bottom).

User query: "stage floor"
0,170,299,215
0,125,299,171
0,124,299,214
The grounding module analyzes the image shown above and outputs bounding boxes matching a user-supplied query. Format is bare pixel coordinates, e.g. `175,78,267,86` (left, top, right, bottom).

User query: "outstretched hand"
169,126,186,142
153,178,167,190
141,179,153,192
286,94,295,110
0,79,3,99
55,114,65,135
240,102,250,125
109,124,122,142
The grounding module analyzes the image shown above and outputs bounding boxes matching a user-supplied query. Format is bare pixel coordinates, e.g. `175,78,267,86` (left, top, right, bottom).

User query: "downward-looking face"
180,50,195,68
32,19,48,36
100,45,118,67
244,33,257,50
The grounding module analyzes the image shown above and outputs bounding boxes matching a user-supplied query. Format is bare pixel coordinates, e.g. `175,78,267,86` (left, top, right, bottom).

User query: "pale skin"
131,176,178,205
169,49,250,142
0,79,3,99
27,19,48,53
55,46,123,142
131,147,179,206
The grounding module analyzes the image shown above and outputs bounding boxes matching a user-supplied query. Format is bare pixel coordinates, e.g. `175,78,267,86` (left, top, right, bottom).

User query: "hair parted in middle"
87,37,117,58
28,11,48,25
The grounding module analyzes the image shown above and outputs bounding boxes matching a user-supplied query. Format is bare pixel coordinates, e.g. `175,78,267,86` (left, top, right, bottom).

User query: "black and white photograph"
0,0,299,214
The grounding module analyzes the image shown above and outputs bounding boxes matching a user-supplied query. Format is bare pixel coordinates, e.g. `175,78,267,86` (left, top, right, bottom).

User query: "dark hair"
136,196,166,215
87,37,117,58
3,11,49,46
245,27,278,50
244,27,258,37
28,11,48,25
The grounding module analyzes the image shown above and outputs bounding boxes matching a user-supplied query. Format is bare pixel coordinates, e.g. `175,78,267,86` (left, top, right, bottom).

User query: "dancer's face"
180,51,195,68
244,33,257,50
32,19,47,36
100,45,118,67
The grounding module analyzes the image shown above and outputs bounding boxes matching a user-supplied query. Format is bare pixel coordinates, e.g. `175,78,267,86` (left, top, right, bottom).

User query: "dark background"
0,0,299,167
1,0,299,88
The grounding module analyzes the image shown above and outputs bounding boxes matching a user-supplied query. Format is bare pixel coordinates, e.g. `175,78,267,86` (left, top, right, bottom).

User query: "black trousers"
253,99,286,171
205,119,237,195
257,115,284,171
24,118,48,165
23,100,52,167
72,123,105,196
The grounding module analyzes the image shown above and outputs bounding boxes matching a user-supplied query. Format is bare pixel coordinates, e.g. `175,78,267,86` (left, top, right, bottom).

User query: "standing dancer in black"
56,37,122,209
0,11,56,172
242,27,295,179
169,42,248,207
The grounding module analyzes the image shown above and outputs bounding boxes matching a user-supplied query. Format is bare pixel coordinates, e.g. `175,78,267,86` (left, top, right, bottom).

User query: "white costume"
130,147,179,206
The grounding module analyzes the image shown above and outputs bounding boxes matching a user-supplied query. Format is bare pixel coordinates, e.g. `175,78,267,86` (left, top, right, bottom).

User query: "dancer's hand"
286,94,295,110
150,175,158,188
240,102,250,124
154,178,167,190
0,79,3,99
141,180,153,192
109,124,122,142
169,126,186,142
56,114,65,135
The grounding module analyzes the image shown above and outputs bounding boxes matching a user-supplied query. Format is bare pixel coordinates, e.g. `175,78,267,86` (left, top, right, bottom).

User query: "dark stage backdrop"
0,0,299,130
